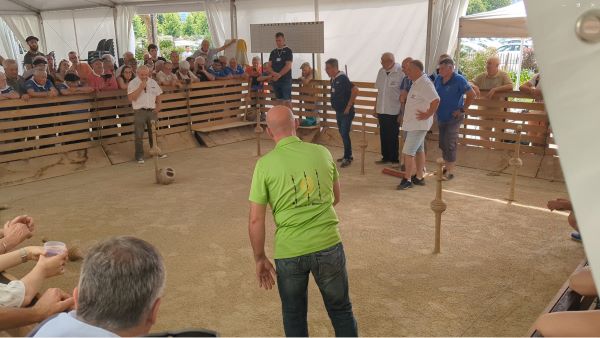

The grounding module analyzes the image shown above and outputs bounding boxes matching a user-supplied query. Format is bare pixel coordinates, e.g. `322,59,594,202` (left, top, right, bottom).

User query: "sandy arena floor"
0,139,584,336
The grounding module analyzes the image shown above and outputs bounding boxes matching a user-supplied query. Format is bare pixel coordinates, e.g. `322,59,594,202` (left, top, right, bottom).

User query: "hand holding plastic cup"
44,241,67,257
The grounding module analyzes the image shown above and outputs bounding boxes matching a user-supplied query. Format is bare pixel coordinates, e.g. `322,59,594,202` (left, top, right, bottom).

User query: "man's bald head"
266,105,298,140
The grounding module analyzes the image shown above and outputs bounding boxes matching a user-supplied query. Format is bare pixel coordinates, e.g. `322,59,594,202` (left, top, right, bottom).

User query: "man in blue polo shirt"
326,58,359,168
268,32,293,108
24,70,58,98
434,58,476,180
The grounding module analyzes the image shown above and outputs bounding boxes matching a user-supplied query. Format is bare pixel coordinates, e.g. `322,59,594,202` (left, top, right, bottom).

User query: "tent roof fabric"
459,2,528,38
0,0,203,13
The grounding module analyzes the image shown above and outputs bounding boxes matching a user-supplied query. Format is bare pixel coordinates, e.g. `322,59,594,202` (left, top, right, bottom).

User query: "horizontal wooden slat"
0,141,96,163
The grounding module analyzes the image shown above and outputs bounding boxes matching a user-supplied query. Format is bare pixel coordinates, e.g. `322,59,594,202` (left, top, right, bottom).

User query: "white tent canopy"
459,1,528,38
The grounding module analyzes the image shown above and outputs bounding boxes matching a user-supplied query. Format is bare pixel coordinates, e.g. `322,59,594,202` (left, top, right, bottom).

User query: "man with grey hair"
374,52,403,164
32,236,166,337
470,55,513,98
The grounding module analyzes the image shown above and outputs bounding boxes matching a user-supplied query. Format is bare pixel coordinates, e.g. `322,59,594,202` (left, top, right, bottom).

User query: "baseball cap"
32,56,48,65
64,73,81,82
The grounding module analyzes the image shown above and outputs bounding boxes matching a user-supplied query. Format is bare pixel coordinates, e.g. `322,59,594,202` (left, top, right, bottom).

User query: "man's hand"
35,251,68,278
416,109,430,121
486,88,497,99
3,216,34,250
452,110,463,119
255,256,276,290
272,72,281,81
32,288,74,319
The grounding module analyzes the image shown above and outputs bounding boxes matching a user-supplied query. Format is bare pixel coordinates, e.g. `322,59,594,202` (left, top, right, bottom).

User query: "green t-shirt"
249,136,342,259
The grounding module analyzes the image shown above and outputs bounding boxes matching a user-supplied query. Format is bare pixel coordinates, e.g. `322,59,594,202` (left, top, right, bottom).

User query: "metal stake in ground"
255,97,263,157
508,125,524,202
150,121,175,185
360,117,368,175
431,158,447,254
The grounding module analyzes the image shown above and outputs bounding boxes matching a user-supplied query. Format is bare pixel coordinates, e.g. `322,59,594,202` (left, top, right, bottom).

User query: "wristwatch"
20,248,28,263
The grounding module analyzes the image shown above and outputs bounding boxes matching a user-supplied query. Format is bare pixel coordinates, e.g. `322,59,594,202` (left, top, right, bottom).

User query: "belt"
137,107,154,111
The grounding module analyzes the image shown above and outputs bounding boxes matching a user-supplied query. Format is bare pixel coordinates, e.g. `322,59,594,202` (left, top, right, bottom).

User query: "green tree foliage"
158,13,182,37
467,0,512,15
132,15,147,39
459,47,498,81
183,12,210,38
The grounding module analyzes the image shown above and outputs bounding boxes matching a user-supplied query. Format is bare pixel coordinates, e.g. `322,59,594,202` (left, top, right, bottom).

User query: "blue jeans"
275,243,358,337
336,109,355,160
272,79,292,101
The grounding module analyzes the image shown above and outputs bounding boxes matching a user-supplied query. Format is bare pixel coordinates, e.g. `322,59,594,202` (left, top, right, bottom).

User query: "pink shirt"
88,73,118,91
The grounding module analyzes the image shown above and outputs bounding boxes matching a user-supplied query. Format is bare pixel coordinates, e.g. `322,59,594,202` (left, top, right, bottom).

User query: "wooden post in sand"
431,158,447,254
508,125,524,202
360,119,367,175
150,121,161,184
255,94,263,157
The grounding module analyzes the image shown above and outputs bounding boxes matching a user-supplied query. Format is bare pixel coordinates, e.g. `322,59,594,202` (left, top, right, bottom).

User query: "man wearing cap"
374,52,403,165
268,32,293,108
23,56,55,84
23,36,44,72
127,65,167,164
433,58,476,180
24,70,58,98
68,52,94,85
298,62,318,127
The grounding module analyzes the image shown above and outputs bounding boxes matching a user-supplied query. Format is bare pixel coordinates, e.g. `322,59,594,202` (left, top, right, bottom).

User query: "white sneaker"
159,154,168,159
137,159,145,164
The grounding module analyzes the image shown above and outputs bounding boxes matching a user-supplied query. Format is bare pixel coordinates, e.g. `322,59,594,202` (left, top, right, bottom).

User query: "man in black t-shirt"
23,36,45,72
268,32,293,108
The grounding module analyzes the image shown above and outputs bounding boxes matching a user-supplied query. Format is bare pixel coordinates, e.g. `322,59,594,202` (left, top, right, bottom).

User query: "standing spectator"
24,70,58,98
176,61,199,84
0,72,20,100
374,52,403,165
2,60,26,98
127,65,167,163
298,62,317,127
170,51,180,74
147,44,166,63
470,56,513,98
433,58,476,180
191,39,236,67
117,65,136,90
209,59,232,80
23,36,44,72
54,59,71,84
245,58,268,121
31,236,166,337
156,62,181,88
326,58,358,168
67,52,93,85
268,32,293,108
193,57,215,81
398,60,440,190
181,45,193,59
56,73,95,95
248,106,358,337
227,57,245,79
88,59,118,91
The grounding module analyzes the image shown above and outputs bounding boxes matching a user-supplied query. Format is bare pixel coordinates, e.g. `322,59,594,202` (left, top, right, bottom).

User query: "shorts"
272,79,292,101
402,130,428,156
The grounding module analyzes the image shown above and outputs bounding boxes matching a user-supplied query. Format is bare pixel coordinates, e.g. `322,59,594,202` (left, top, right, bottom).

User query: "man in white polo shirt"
398,59,440,190
127,65,166,164
374,52,403,165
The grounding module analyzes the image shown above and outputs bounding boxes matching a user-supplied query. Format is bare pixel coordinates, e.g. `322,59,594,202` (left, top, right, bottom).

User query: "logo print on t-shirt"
291,170,324,207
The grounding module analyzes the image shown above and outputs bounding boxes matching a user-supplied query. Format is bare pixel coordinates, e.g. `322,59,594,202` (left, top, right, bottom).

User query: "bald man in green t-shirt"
248,106,358,337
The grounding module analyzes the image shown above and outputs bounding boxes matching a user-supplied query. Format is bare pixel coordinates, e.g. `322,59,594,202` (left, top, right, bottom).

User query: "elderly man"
3,59,27,97
88,59,118,91
268,32,293,108
24,70,58,98
249,105,358,337
193,56,215,81
434,58,476,180
31,236,166,337
23,56,54,83
209,59,232,80
67,52,94,85
0,72,20,100
470,56,513,98
23,36,44,71
374,52,403,165
191,39,236,67
127,65,166,164
326,58,358,168
227,57,245,79
398,60,440,190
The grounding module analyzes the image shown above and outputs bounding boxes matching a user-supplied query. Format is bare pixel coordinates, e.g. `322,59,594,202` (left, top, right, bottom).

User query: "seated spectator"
147,44,167,63
218,55,228,67
298,62,318,126
144,60,155,73
56,73,95,95
209,59,232,80
156,61,181,88
3,59,27,97
117,65,136,90
193,56,215,82
88,58,118,91
54,59,71,84
45,53,57,80
153,60,165,78
519,72,543,101
227,57,245,79
191,39,236,67
547,198,581,241
470,56,513,98
23,56,55,84
170,51,180,73
185,56,195,73
298,61,313,85
23,36,44,72
116,52,135,77
25,70,58,98
67,52,93,85
176,61,199,84
0,72,20,100
245,61,271,121
102,54,117,74
32,236,166,337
